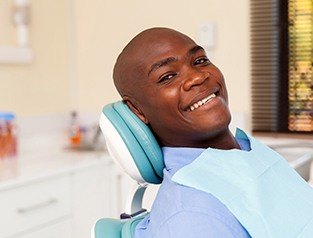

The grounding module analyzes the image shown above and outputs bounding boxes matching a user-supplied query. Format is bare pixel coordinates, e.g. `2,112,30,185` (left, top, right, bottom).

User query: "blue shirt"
134,139,252,238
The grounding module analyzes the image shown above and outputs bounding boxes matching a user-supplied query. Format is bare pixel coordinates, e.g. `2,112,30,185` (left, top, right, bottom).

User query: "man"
113,27,251,237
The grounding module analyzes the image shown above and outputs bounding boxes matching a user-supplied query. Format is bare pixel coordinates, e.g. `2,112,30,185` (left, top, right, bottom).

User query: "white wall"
0,0,70,116
0,0,69,115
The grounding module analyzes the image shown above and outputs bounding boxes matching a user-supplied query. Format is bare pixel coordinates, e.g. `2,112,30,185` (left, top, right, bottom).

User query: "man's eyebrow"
148,57,177,76
188,45,205,56
147,45,205,76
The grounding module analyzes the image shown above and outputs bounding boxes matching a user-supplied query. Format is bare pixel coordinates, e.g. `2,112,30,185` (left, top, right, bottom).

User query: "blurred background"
0,0,312,238
0,0,251,117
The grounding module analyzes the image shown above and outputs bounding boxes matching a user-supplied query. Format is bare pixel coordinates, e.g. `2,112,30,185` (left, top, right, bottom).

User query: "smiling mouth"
187,92,218,112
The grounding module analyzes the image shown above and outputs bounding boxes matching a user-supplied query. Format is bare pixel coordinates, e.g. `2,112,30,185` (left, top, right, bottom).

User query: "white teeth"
189,93,216,111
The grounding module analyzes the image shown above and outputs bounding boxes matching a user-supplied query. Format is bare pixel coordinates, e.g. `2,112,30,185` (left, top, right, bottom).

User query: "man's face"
126,31,231,147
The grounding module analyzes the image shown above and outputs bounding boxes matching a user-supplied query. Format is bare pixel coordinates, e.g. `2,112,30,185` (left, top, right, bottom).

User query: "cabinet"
19,220,72,238
0,175,71,238
0,152,112,238
72,164,111,238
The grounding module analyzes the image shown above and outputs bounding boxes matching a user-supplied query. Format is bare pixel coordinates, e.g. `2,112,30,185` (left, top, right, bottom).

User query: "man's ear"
123,98,149,124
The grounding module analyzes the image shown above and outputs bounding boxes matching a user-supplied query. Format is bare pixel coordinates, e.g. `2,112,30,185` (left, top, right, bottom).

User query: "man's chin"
197,116,231,136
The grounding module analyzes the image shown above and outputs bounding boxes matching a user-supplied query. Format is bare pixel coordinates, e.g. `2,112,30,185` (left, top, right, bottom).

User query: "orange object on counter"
0,112,17,159
69,127,82,145
68,111,82,146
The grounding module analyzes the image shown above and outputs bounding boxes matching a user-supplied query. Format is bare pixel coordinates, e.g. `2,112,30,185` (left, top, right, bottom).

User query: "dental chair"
93,101,165,238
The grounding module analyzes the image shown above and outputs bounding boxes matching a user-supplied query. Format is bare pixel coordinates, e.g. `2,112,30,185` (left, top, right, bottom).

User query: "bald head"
113,27,195,98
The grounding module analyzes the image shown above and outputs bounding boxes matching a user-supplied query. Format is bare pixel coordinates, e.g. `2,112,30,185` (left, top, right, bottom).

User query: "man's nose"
182,69,210,91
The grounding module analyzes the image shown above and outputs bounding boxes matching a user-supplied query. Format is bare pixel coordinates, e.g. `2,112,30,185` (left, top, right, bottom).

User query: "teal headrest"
100,101,164,184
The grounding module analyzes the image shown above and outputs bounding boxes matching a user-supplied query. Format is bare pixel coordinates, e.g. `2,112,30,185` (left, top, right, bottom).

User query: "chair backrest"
94,101,164,238
99,101,164,184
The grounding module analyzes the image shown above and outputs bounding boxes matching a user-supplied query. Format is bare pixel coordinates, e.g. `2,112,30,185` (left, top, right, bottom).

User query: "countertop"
0,133,113,190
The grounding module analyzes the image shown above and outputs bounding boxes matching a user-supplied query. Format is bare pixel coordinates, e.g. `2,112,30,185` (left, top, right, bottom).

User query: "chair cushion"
94,215,146,238
101,102,164,184
113,102,164,179
94,218,126,238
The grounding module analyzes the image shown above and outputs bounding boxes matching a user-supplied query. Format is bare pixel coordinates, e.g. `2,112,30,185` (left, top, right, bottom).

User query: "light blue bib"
172,129,313,238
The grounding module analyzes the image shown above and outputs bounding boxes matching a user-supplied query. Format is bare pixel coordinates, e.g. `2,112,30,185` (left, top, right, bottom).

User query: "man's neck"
160,128,241,150
200,129,240,150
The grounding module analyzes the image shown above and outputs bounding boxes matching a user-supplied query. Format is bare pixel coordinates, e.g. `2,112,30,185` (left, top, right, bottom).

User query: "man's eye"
195,57,210,65
159,73,177,83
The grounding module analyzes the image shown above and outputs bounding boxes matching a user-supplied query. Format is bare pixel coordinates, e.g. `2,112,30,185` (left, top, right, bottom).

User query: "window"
251,0,313,133
288,0,313,132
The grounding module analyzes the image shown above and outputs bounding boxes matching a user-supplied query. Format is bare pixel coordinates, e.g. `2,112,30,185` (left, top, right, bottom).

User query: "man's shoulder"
134,174,250,238
153,209,250,238
149,172,241,226
139,206,250,238
157,171,232,214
